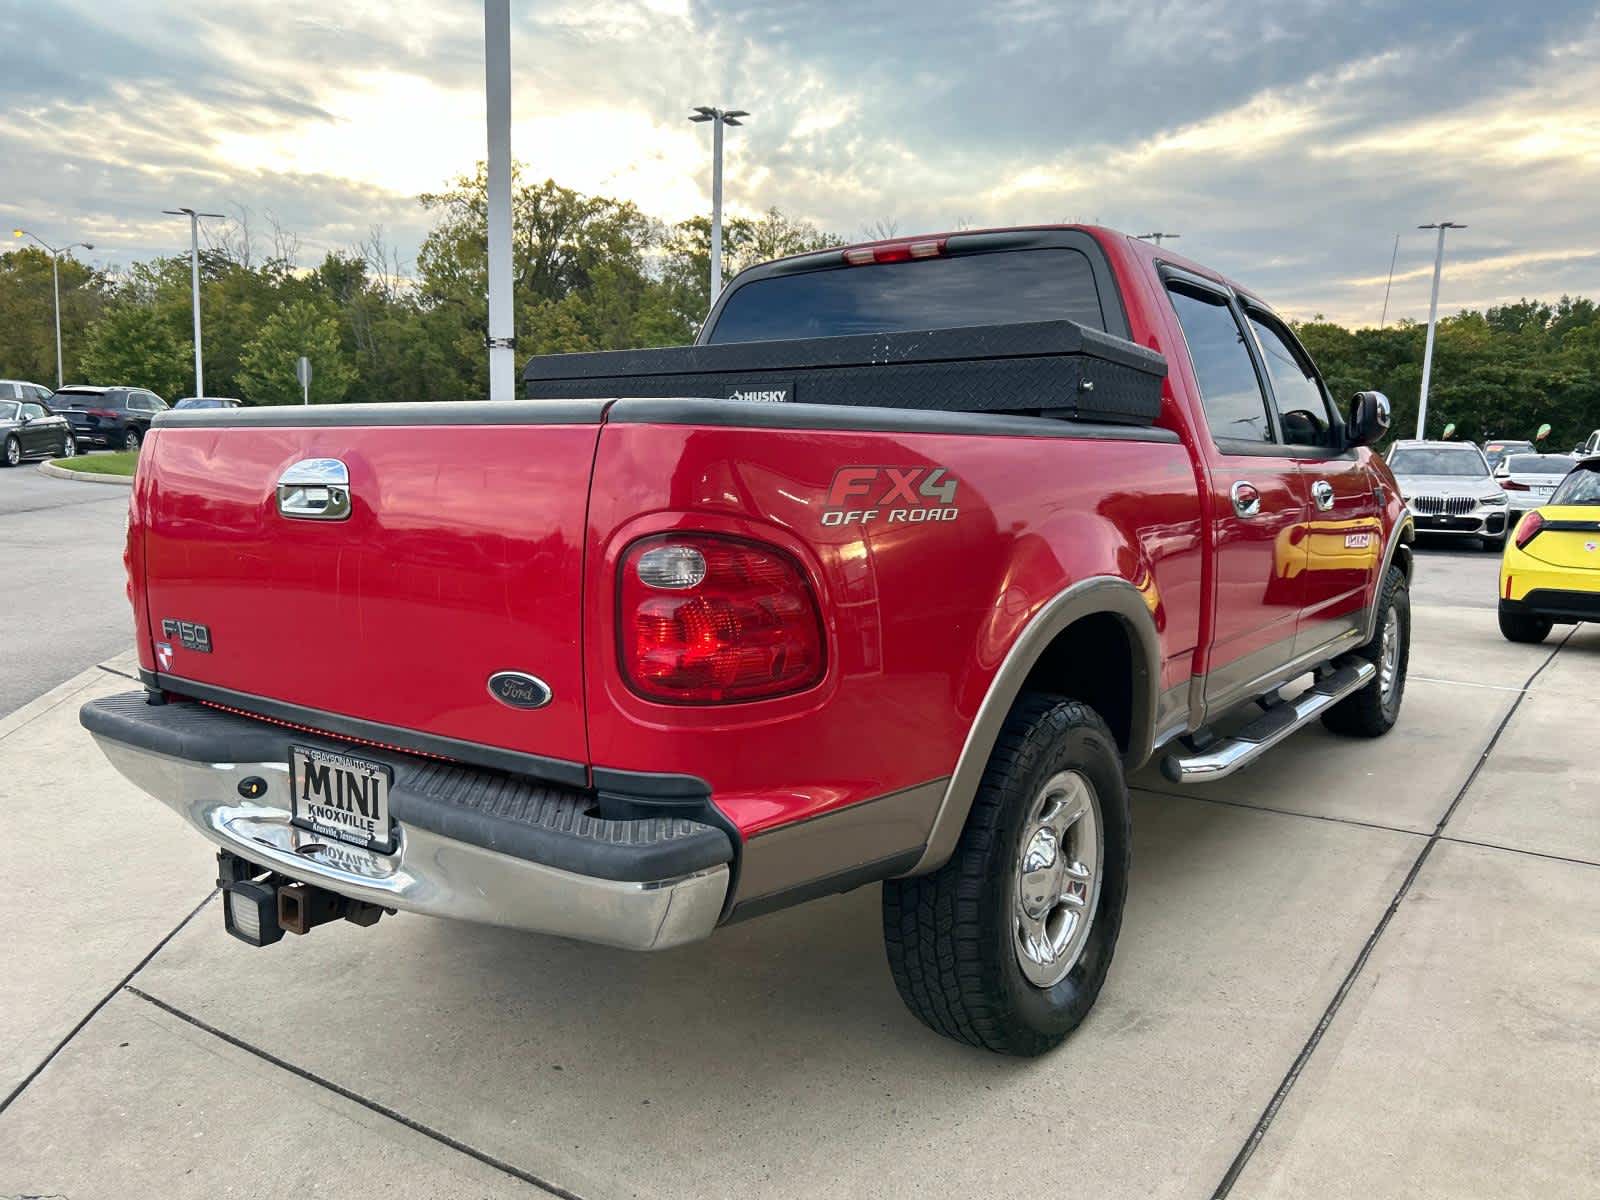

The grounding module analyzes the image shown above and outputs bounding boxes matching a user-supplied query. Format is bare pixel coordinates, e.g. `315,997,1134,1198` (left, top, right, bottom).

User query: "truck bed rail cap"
154,398,613,429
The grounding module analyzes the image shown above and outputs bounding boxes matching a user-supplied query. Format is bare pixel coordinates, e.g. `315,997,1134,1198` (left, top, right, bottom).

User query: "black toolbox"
523,320,1167,425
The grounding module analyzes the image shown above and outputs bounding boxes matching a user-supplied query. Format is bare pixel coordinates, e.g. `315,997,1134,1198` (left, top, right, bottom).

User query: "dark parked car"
1,396,76,467
172,396,243,410
51,386,169,450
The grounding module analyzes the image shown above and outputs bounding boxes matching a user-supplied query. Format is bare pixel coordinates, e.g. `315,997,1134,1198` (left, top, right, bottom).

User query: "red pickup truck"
84,226,1413,1056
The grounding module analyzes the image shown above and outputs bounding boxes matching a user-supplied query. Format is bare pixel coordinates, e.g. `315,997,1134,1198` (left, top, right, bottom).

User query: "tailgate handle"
277,458,352,521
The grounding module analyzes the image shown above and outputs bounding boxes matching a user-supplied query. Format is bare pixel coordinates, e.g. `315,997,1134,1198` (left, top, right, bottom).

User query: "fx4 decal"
821,466,960,526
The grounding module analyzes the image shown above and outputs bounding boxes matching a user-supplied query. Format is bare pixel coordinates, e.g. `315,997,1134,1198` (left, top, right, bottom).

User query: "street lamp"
163,208,226,399
1415,221,1465,439
11,229,94,389
689,106,748,303
483,0,515,402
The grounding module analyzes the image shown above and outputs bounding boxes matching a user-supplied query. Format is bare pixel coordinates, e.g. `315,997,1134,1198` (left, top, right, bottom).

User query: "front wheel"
59,432,77,458
122,427,142,452
882,694,1131,1056
1322,563,1410,737
2,436,19,468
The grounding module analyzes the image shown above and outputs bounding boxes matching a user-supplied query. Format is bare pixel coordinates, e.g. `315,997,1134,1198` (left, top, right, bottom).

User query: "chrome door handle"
277,458,352,521
1312,480,1335,511
1231,481,1262,518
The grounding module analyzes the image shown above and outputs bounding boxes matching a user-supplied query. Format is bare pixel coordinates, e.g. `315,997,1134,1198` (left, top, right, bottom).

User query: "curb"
36,460,135,486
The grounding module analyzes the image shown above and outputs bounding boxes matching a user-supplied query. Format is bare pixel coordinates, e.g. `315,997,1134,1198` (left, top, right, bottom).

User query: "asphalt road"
0,464,131,712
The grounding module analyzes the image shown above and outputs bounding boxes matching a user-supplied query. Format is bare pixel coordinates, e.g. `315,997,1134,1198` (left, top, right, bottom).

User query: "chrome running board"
1161,658,1377,783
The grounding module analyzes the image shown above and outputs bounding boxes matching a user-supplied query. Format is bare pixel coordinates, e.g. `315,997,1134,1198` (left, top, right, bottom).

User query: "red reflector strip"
1504,574,1513,599
194,699,454,762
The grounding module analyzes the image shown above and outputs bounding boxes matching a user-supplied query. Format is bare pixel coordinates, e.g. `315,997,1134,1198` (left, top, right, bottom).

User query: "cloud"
1,0,1597,324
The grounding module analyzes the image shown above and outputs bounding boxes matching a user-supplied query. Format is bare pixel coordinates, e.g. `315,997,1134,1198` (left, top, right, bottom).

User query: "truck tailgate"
139,414,600,776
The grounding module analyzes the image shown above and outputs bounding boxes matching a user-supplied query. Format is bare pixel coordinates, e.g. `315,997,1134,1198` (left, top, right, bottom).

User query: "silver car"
1494,452,1577,517
1386,440,1511,549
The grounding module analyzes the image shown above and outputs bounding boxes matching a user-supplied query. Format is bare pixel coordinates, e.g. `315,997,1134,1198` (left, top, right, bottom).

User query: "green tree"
77,303,191,398
237,300,356,405
0,246,112,385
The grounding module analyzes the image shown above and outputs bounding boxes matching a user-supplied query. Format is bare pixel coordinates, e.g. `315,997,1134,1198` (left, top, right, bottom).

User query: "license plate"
1533,487,1554,498
289,745,394,853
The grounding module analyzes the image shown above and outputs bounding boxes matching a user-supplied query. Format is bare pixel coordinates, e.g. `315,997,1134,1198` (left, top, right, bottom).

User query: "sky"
2,0,1597,326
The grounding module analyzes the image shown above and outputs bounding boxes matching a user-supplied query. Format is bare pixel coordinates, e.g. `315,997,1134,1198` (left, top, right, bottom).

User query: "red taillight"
89,407,117,418
841,238,946,266
619,534,824,704
1514,511,1545,549
1500,478,1530,491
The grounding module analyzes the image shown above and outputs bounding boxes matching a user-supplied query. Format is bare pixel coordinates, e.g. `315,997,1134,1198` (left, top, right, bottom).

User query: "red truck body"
97,225,1414,1053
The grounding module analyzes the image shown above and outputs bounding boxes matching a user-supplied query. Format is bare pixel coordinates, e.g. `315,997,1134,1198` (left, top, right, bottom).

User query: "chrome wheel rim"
5,440,17,466
1379,607,1401,703
62,436,75,457
1012,769,1102,988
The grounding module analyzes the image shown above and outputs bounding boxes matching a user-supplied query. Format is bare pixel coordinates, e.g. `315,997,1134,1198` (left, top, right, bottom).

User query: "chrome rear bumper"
91,735,729,951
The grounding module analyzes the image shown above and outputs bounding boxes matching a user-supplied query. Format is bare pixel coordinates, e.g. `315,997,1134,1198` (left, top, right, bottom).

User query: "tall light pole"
484,0,515,401
689,106,747,303
163,208,225,398
1415,221,1465,440
12,229,94,388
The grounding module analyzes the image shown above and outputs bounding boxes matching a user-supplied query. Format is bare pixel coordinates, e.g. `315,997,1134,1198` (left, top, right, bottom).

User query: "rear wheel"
2,436,19,468
881,694,1130,1056
1322,563,1409,737
1498,608,1552,644
123,427,142,452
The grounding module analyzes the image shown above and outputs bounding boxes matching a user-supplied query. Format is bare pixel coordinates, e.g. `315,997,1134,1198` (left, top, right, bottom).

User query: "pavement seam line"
0,889,218,1118
1438,835,1600,871
123,986,582,1200
1208,624,1577,1199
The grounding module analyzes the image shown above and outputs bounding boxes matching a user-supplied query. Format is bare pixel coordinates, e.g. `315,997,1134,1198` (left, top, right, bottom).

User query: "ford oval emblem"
487,671,552,710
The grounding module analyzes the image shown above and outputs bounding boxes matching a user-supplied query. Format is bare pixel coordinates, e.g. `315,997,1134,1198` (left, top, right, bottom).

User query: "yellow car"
1499,455,1600,642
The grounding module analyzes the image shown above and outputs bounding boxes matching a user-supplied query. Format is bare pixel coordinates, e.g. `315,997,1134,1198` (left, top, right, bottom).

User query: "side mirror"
1346,390,1390,448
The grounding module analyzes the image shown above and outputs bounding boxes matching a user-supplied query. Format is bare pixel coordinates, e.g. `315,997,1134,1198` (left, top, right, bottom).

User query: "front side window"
1167,284,1273,444
1246,310,1336,447
20,402,45,420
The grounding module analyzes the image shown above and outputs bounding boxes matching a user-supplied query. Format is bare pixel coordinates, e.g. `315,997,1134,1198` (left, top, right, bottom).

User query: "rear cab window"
705,247,1107,344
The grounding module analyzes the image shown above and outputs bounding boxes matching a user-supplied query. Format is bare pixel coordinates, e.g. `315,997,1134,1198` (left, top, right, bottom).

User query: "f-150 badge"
821,466,960,527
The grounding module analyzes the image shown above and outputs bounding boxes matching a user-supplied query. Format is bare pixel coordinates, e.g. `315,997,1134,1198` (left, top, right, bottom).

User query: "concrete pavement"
1,548,1595,1199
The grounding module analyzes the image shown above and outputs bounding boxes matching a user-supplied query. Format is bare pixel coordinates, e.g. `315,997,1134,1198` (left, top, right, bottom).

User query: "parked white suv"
1386,439,1510,549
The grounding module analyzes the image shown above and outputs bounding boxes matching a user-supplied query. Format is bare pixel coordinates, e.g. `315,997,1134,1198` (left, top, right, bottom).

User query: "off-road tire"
881,694,1131,1056
1498,608,1552,644
1322,563,1409,737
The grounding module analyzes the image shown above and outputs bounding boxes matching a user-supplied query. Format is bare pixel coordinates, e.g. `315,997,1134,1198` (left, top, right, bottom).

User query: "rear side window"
706,248,1105,344
1166,285,1274,444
